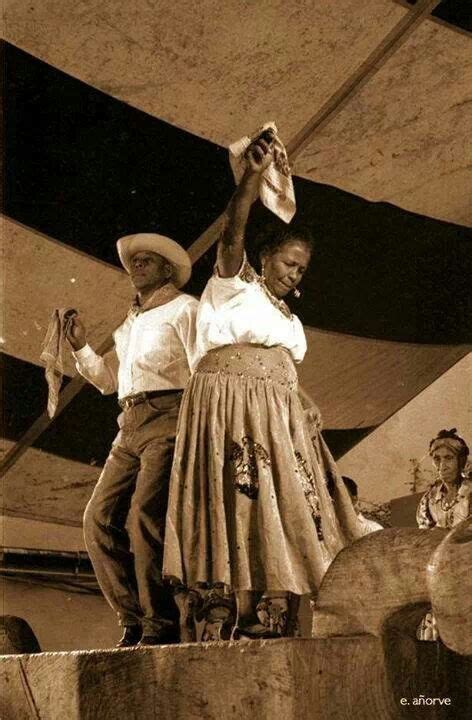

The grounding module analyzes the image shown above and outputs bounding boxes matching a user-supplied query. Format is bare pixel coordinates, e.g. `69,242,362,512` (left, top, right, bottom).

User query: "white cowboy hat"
116,233,192,288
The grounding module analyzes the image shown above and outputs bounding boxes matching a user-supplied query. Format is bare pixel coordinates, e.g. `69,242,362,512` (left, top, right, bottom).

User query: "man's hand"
66,315,87,351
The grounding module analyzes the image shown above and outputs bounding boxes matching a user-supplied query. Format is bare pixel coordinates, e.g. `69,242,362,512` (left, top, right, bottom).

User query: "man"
67,233,198,647
342,476,383,535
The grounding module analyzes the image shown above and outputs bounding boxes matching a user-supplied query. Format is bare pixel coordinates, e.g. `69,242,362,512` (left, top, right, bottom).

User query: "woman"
163,132,362,639
417,428,470,531
416,428,471,640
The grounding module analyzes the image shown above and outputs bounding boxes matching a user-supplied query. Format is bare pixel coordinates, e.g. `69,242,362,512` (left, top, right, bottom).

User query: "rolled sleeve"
73,343,99,365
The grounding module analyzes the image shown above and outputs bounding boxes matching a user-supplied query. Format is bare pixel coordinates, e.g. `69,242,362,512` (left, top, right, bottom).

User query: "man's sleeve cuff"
72,343,97,364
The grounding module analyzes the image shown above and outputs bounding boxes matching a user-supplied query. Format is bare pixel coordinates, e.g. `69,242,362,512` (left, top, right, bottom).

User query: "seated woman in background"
163,131,362,640
416,427,471,640
417,428,471,530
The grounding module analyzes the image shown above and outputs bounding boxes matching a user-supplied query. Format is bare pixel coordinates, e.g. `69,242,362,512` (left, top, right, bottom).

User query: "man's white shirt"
73,294,199,399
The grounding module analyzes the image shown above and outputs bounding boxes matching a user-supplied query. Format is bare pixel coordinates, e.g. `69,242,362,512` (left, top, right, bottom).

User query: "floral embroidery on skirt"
294,451,324,540
230,436,271,499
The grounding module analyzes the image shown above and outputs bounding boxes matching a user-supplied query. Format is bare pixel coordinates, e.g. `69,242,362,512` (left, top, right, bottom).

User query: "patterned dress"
416,478,472,640
163,256,362,605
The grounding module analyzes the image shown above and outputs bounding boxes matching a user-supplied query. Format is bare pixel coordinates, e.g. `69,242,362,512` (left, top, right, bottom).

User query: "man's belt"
118,389,182,410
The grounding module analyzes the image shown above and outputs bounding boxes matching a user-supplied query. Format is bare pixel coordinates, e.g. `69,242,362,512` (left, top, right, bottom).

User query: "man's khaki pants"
83,391,182,634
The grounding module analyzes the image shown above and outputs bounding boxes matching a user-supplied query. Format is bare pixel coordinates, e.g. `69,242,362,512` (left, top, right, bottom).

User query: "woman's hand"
245,131,275,175
66,315,87,351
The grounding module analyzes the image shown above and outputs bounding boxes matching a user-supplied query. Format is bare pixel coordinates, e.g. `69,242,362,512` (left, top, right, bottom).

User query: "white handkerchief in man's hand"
40,308,77,418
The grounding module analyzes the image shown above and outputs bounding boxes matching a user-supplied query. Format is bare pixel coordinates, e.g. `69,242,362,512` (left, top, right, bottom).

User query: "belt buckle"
122,392,146,410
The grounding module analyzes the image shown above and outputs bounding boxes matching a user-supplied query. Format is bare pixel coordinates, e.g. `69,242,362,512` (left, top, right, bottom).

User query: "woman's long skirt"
163,344,361,595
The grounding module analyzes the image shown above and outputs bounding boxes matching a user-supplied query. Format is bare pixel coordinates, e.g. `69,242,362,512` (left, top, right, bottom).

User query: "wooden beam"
287,0,443,161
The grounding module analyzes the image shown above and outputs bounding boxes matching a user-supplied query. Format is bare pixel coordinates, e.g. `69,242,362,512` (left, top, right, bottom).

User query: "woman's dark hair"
246,218,315,270
326,474,358,500
342,476,358,500
254,221,315,268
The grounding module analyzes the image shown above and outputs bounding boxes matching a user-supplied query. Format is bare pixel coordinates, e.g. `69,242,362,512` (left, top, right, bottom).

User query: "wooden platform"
1,635,470,720
3,524,470,719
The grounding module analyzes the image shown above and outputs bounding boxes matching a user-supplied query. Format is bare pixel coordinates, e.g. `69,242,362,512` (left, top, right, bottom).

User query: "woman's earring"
261,262,266,280
293,287,301,298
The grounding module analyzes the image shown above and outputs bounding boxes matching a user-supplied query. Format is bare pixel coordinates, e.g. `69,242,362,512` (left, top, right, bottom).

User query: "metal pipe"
0,567,95,579
2,546,89,559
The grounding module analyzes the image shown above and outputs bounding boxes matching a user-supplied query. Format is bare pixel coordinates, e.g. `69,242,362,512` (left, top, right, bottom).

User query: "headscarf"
429,428,469,467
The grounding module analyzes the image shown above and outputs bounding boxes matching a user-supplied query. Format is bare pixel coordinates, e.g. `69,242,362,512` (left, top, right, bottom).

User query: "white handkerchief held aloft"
229,121,296,224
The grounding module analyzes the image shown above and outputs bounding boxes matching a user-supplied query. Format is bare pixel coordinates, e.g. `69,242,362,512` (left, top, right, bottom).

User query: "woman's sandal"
195,591,235,623
233,623,281,640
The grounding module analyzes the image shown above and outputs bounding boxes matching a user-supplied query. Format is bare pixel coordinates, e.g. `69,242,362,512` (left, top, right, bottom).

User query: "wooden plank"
1,630,470,719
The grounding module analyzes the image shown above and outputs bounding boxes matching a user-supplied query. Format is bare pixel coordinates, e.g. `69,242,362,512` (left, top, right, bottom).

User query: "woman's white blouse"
196,256,307,364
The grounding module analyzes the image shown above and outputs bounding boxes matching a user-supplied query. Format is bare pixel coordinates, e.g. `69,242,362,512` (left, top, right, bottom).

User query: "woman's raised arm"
217,134,274,277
